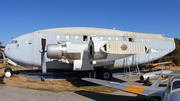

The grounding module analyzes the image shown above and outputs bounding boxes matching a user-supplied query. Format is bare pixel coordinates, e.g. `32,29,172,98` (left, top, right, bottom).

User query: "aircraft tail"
150,75,162,88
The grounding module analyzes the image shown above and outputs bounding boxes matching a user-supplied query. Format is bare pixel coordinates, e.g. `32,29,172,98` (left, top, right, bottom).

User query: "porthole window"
116,37,118,40
66,35,69,40
75,36,78,39
129,38,134,42
56,35,61,41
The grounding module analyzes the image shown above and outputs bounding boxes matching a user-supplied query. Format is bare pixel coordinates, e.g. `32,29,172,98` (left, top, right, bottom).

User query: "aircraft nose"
4,43,18,61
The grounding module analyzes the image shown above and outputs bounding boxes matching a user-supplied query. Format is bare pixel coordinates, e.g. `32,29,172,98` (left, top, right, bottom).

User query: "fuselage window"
108,37,111,40
116,37,118,40
75,36,78,39
56,35,61,41
129,38,133,42
66,35,69,40
83,35,87,41
100,37,103,40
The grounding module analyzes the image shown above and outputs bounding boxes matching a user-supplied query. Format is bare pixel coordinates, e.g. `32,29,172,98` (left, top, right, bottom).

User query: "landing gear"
4,68,12,77
97,69,112,80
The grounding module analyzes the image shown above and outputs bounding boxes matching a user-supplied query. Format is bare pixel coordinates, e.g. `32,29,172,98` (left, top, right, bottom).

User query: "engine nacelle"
47,41,67,59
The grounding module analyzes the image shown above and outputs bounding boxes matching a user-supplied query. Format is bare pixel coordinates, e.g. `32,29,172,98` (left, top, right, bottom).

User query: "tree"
170,38,180,65
0,41,2,46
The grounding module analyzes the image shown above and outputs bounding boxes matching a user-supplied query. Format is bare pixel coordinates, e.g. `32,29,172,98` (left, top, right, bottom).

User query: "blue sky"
0,0,180,46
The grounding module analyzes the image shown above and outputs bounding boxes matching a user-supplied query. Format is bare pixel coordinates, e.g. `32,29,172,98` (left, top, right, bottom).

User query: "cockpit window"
172,81,180,90
9,40,18,44
15,40,17,43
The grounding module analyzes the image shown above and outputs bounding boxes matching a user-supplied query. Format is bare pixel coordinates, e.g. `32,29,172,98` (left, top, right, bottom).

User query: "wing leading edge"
82,77,165,96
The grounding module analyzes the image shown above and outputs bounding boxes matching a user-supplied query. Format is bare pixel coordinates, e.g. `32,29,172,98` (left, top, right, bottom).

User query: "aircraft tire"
99,69,112,80
4,68,12,77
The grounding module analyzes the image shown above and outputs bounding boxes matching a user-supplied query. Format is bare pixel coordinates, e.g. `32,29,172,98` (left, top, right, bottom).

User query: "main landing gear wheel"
4,68,12,77
97,69,112,80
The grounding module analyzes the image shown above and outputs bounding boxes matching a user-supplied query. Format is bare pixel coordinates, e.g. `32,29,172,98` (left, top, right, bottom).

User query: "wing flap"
124,85,147,95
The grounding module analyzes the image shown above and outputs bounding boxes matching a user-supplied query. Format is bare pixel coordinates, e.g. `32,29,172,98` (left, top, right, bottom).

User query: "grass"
0,63,116,93
1,63,179,93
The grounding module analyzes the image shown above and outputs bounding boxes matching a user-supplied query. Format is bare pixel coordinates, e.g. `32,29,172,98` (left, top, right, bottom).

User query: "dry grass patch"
0,63,116,93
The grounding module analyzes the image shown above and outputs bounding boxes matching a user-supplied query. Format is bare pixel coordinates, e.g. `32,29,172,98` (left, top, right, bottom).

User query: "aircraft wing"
82,78,165,96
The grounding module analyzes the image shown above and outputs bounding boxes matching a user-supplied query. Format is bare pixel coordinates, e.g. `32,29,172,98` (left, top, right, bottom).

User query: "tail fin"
150,75,162,88
151,64,163,88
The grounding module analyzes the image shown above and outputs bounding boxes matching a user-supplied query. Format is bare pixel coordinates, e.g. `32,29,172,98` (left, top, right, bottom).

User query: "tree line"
170,38,180,65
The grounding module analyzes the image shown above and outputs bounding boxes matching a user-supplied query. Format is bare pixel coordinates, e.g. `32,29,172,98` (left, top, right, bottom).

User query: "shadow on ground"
66,77,127,87
75,90,145,101
66,79,99,87
0,76,5,84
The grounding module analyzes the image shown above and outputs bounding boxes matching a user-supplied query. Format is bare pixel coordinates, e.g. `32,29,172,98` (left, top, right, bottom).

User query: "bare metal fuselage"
4,27,175,70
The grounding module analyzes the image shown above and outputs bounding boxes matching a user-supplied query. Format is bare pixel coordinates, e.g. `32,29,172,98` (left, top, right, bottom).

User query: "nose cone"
4,43,17,61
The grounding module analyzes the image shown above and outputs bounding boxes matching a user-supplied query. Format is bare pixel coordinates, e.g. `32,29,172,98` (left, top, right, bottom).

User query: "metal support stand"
128,65,131,77
8,63,11,68
136,63,141,76
123,58,131,77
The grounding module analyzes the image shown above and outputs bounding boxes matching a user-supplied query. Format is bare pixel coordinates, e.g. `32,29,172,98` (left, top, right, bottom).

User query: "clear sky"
0,0,180,46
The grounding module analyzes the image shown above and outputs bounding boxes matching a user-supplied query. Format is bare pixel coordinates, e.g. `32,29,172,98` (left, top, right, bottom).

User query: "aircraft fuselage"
4,27,175,71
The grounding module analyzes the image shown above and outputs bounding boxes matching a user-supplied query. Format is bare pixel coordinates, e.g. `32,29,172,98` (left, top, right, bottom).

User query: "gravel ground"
0,86,144,101
0,86,92,101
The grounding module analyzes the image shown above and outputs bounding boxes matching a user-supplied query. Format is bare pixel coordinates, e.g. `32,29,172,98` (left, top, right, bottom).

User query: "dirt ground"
0,63,180,93
0,63,116,93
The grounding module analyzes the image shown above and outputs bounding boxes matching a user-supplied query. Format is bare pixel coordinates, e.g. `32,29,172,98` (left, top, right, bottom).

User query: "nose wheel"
4,68,12,77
